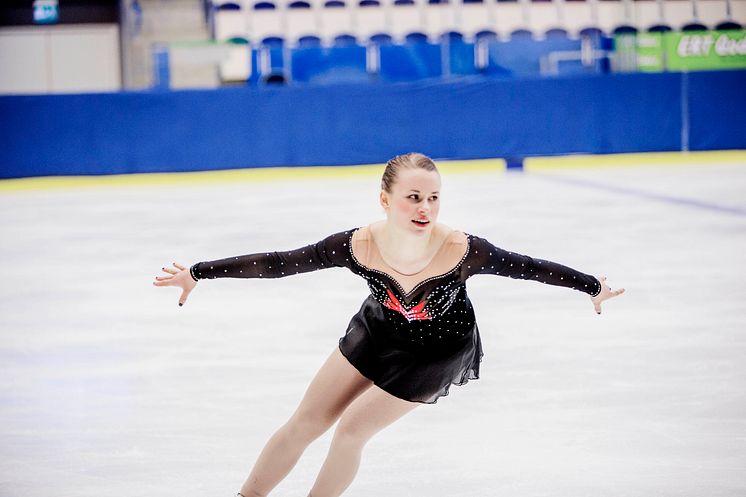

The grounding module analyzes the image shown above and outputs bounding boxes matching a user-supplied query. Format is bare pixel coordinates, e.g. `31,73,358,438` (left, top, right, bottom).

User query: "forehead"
393,168,441,191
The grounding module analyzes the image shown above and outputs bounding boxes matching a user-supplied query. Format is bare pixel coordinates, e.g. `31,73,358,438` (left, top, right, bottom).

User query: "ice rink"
1,158,745,497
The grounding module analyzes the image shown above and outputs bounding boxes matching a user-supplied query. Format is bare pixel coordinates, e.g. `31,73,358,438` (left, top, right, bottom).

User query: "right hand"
590,275,625,315
153,262,197,306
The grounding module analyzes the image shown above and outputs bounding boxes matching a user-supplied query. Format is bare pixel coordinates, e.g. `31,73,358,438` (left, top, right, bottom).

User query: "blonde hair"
380,153,439,193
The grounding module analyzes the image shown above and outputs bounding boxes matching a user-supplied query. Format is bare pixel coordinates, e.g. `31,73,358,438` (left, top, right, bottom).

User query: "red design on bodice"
382,288,432,322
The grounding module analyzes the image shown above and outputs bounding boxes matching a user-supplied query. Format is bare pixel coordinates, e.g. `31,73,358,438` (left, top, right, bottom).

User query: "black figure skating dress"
189,226,601,404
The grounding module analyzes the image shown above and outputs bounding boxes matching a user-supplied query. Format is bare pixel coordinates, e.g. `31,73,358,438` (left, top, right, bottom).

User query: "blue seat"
291,44,369,84
475,30,497,42
378,38,442,81
648,24,672,33
440,30,463,42
297,35,322,47
716,21,741,30
545,28,569,39
612,25,638,35
509,29,533,40
248,46,261,85
440,31,477,76
484,36,585,77
334,34,358,47
405,32,429,44
257,37,287,84
261,36,284,46
369,33,394,45
474,31,497,72
579,26,604,37
682,22,708,31
215,2,241,10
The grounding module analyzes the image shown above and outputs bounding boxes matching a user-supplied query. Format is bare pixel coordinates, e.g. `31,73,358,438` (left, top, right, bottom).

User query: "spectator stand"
202,0,744,87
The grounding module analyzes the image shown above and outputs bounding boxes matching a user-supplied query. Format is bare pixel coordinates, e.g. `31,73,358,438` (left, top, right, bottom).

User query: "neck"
379,220,433,259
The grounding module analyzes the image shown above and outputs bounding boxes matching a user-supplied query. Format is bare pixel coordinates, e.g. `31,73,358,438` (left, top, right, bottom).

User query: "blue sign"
33,0,59,24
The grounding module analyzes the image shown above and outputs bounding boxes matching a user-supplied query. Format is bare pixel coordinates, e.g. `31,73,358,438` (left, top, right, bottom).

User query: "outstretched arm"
465,235,624,314
152,229,355,306
189,229,353,281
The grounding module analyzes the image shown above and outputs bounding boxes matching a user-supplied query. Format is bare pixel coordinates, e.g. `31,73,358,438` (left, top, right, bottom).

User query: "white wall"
0,24,121,95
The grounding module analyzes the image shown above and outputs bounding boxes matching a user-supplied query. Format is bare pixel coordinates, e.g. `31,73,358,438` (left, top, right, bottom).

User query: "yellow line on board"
6,151,743,193
524,150,746,171
436,159,506,175
0,159,507,193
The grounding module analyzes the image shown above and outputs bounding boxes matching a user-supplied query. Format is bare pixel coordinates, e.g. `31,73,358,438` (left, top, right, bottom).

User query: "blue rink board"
0,71,745,179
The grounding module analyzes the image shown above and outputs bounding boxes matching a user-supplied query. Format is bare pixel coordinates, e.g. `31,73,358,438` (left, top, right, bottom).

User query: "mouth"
412,219,430,227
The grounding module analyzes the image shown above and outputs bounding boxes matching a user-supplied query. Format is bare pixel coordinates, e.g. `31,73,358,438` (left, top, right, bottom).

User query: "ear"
379,190,389,210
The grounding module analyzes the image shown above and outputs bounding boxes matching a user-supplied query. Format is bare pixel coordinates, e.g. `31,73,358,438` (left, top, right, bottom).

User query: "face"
380,167,441,235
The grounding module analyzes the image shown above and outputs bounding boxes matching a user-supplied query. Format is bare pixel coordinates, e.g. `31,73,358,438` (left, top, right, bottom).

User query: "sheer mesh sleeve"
189,229,356,281
464,235,601,297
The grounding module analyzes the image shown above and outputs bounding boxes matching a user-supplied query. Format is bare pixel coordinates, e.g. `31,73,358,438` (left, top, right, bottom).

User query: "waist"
359,296,477,355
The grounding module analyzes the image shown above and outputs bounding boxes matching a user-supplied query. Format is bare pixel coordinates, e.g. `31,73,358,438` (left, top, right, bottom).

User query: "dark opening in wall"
1,0,119,27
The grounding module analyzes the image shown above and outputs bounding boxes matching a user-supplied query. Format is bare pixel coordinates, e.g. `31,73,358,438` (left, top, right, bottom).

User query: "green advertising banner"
616,30,746,72
635,32,665,72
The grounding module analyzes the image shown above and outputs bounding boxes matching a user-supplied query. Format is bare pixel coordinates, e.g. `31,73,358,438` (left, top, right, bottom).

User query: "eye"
429,196,439,201
408,194,420,201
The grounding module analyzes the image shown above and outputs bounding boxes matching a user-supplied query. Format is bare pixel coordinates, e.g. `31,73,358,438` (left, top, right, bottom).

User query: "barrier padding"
1,70,745,179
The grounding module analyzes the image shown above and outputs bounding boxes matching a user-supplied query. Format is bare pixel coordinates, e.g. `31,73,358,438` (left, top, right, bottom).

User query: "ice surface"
1,162,745,497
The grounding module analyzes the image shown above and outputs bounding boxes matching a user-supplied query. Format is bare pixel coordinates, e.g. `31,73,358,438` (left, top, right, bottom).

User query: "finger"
605,288,625,298
594,300,602,315
153,276,174,286
173,262,187,271
162,266,178,275
178,288,191,306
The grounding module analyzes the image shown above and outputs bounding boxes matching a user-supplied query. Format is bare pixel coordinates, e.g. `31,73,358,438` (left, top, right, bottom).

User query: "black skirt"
338,295,484,404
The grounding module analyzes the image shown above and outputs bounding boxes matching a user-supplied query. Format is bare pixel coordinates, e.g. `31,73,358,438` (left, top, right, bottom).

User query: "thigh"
290,346,373,428
334,385,419,442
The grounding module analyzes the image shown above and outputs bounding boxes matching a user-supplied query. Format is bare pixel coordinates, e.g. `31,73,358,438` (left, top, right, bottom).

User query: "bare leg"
307,386,419,497
239,347,372,497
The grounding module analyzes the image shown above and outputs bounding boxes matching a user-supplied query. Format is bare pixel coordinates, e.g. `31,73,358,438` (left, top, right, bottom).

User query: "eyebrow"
408,189,440,194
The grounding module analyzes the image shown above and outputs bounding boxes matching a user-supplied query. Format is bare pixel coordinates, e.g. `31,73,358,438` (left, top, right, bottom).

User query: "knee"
332,417,372,447
285,409,335,442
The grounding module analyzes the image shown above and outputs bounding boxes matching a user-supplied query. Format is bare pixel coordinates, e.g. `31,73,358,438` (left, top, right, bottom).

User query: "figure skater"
153,152,624,497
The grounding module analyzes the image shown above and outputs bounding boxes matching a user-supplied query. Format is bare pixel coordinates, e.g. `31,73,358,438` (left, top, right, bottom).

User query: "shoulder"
436,223,469,261
350,225,373,265
352,224,373,242
464,234,511,258
321,228,358,244
317,228,360,268
437,223,468,246
351,224,373,250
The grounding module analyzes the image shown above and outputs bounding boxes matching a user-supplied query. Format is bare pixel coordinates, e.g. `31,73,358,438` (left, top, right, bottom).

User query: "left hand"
591,276,625,315
153,262,197,307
